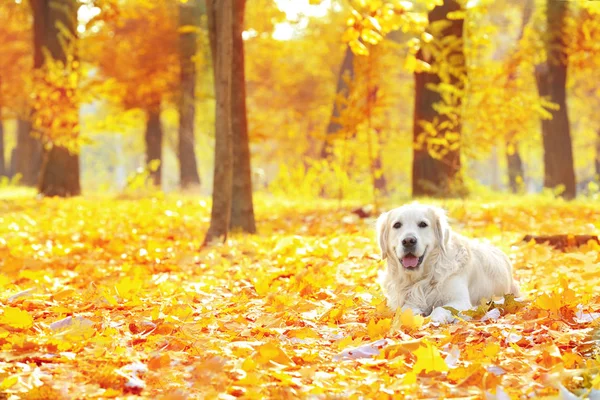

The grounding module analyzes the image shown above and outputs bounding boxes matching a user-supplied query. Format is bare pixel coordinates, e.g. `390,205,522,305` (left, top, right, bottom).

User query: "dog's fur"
376,203,520,324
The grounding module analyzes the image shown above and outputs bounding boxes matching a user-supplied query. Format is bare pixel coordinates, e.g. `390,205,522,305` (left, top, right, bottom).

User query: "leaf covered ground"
1,194,600,399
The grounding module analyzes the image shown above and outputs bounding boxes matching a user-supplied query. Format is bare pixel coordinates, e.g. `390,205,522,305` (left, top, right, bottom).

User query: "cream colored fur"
376,203,520,324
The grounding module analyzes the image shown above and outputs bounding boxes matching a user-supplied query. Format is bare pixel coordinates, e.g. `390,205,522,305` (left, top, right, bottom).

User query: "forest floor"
0,192,599,399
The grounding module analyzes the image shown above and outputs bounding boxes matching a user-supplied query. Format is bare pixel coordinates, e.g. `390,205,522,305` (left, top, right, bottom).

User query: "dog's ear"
376,211,390,260
431,206,450,253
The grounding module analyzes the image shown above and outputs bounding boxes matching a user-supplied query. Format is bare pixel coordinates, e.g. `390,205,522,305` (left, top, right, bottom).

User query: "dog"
375,203,520,324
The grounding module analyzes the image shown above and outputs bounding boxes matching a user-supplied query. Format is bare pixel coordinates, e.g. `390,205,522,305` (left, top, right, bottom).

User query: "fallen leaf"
413,340,448,374
0,306,34,329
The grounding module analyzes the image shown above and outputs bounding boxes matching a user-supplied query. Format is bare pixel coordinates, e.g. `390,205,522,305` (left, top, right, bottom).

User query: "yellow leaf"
367,318,391,340
242,357,257,372
447,10,465,20
52,288,75,301
403,371,417,385
115,277,143,300
535,293,561,313
349,40,369,56
591,374,600,390
336,335,354,350
413,341,448,373
361,29,382,45
392,308,424,332
0,375,18,389
0,307,34,329
404,54,417,72
253,278,270,296
287,327,321,340
177,25,199,34
484,342,500,358
256,342,294,365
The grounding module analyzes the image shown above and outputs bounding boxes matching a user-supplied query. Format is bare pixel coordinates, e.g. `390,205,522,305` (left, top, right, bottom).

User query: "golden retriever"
376,203,520,324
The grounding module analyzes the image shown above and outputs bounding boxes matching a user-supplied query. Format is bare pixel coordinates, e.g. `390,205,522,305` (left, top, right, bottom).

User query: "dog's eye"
418,221,428,228
393,222,402,229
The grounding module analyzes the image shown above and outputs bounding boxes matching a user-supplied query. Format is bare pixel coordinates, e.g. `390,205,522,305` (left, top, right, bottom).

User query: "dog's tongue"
402,255,419,268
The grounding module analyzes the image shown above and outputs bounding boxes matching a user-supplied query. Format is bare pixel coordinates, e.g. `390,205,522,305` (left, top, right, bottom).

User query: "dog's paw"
428,307,456,325
401,305,424,316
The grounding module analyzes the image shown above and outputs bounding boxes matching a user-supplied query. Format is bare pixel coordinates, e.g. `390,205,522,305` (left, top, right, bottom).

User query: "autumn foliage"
1,0,600,398
0,195,600,398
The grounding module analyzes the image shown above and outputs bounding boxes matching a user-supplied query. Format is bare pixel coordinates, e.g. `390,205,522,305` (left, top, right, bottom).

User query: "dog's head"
376,203,450,274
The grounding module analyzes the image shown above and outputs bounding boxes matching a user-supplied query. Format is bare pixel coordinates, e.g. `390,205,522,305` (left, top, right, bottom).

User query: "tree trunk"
9,148,17,179
32,0,81,197
502,0,531,193
507,141,525,193
229,0,256,233
204,0,234,245
373,130,387,195
14,119,42,185
321,45,355,160
0,119,4,177
595,130,600,179
0,77,4,177
145,108,163,187
38,146,80,196
412,0,465,198
178,0,201,189
534,0,576,199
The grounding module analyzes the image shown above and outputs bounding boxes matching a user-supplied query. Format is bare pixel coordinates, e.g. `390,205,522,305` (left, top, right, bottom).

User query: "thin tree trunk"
412,0,465,197
32,0,81,197
373,128,387,195
595,130,600,179
0,77,4,177
204,0,234,244
535,0,576,199
321,45,355,160
15,119,42,185
507,141,525,193
0,118,4,177
503,0,532,193
230,0,256,233
178,0,201,189
145,108,163,187
9,148,17,179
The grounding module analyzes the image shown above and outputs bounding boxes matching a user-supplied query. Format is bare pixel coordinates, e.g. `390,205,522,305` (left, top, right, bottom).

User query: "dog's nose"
402,236,417,248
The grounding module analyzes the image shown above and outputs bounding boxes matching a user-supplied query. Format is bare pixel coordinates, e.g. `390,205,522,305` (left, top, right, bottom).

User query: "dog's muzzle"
400,246,427,270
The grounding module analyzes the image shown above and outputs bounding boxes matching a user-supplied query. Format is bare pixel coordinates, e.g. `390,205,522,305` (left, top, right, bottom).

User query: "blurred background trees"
1,0,600,217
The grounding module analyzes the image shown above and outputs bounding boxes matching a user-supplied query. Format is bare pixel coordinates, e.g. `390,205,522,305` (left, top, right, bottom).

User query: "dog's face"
376,204,450,274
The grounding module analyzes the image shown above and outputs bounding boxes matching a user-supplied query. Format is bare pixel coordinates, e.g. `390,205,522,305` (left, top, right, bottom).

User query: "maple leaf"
413,341,449,374
535,293,562,314
367,317,391,339
392,307,424,332
255,342,294,366
501,294,527,314
148,353,171,370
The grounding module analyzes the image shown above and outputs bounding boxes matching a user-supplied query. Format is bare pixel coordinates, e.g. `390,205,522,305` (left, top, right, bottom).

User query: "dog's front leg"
429,276,472,325
401,304,424,316
429,301,471,325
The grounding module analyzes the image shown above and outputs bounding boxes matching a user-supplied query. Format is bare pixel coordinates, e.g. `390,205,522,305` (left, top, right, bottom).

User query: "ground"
0,192,599,399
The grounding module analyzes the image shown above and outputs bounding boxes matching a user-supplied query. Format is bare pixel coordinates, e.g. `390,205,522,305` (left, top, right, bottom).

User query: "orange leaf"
148,353,171,370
